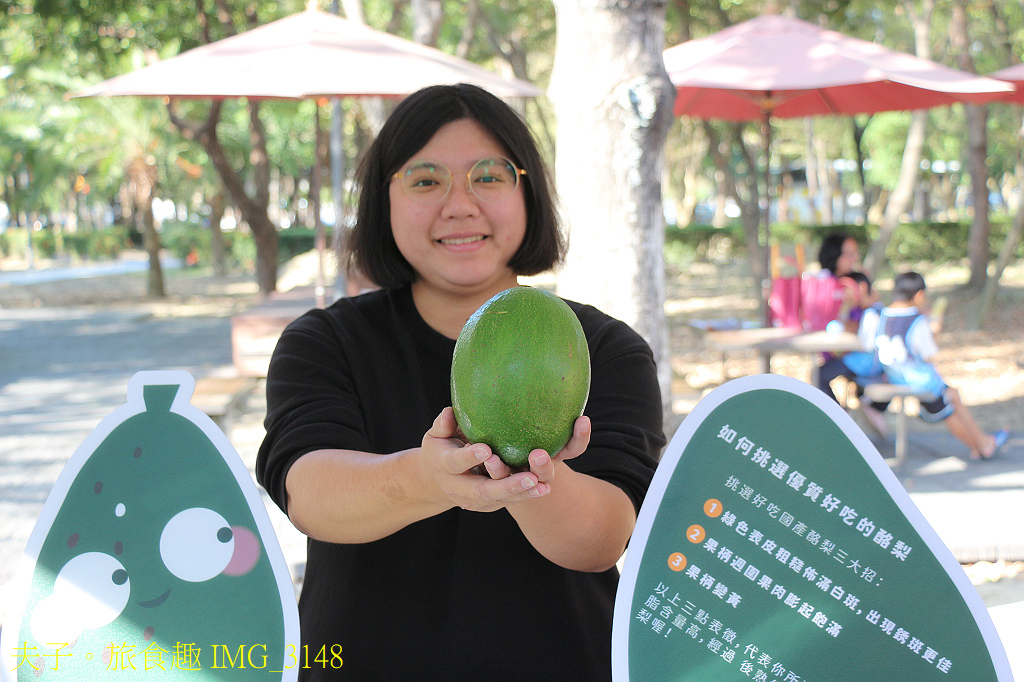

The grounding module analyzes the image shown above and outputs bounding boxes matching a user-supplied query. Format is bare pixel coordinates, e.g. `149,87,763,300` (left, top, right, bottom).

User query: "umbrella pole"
330,98,347,300
314,101,326,309
760,108,773,373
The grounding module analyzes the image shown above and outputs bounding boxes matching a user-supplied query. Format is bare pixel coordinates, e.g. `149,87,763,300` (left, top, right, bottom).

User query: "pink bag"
768,244,806,329
769,277,803,329
800,272,845,331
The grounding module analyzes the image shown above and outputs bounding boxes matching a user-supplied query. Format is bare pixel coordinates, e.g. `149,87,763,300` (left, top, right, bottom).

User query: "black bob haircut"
893,271,927,302
346,83,566,289
817,232,851,275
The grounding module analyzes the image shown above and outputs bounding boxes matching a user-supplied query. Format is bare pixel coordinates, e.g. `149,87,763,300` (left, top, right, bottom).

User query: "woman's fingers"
425,408,491,475
553,416,591,464
482,453,512,479
422,408,578,510
426,406,459,440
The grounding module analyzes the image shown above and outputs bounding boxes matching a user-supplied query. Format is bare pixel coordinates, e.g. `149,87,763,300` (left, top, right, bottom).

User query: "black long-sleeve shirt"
257,284,664,681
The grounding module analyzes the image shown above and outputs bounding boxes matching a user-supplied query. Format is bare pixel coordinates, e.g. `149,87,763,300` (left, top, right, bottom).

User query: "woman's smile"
390,118,526,299
437,234,488,248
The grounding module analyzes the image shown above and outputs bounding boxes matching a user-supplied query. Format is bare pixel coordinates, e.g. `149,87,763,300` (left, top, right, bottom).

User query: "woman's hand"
479,415,592,492
475,414,633,572
419,408,550,512
285,407,550,544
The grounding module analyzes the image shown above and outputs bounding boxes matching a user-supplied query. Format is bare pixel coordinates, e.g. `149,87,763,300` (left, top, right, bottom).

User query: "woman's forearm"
507,462,636,572
285,448,444,544
284,409,552,544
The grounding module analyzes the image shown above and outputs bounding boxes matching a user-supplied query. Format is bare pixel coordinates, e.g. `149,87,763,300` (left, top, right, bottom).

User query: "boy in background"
816,271,889,435
859,271,1009,460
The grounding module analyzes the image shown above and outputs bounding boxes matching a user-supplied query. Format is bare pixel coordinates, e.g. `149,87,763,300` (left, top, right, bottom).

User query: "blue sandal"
981,428,1011,460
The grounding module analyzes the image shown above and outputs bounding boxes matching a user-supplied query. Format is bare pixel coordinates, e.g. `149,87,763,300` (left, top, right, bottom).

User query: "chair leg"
895,396,908,468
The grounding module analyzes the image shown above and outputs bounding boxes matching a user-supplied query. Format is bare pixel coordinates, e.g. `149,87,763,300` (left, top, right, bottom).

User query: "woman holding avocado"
256,83,664,680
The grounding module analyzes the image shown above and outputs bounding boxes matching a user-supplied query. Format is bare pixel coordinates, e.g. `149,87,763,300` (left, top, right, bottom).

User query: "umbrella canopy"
71,7,541,100
664,14,1013,121
986,62,1024,104
72,7,541,307
663,14,1013,333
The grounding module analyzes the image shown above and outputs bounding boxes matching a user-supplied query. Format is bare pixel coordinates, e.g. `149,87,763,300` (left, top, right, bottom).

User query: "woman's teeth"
439,236,485,245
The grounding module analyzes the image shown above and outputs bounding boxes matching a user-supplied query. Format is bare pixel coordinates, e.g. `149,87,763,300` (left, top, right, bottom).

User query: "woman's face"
835,238,861,277
389,118,527,300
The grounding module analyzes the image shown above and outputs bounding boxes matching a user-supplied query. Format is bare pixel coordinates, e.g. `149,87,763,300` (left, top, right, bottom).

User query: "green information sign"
613,375,1010,681
1,371,300,681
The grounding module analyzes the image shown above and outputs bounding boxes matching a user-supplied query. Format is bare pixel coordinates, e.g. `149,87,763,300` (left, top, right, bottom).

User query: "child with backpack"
859,271,1009,460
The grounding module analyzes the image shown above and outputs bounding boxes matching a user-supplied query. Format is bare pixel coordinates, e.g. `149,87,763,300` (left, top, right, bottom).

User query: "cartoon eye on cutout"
31,552,130,643
160,507,235,582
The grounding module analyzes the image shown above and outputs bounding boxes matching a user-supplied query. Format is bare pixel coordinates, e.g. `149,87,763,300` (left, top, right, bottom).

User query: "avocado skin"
451,287,591,467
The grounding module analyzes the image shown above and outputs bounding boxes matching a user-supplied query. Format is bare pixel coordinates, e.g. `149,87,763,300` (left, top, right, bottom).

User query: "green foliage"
5,0,1024,299
0,226,131,260
159,222,315,271
160,222,257,272
230,232,257,273
665,219,1024,269
62,226,133,259
278,228,316,263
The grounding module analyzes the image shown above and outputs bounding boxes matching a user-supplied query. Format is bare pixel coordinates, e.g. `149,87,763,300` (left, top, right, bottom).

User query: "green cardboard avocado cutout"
613,375,1011,681
1,371,299,680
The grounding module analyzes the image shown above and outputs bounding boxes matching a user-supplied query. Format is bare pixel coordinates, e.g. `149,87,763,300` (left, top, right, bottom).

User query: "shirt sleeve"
255,307,371,515
857,308,880,351
908,315,939,361
569,305,665,515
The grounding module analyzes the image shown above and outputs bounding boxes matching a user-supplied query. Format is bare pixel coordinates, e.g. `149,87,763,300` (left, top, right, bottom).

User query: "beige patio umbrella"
72,6,542,304
72,7,541,101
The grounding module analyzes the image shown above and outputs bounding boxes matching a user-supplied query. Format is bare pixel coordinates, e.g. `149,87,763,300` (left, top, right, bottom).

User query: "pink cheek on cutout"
221,526,260,576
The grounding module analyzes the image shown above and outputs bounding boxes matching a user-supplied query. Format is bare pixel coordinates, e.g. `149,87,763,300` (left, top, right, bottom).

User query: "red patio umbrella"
986,62,1024,103
72,7,541,305
663,13,1014,328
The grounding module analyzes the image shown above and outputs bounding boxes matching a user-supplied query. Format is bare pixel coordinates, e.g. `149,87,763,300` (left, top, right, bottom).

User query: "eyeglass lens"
399,157,521,204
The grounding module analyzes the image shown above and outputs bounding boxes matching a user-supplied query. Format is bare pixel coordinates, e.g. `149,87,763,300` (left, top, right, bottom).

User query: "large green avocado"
451,286,591,467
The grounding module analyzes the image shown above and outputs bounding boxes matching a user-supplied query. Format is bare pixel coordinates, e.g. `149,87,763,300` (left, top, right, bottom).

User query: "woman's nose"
440,175,480,214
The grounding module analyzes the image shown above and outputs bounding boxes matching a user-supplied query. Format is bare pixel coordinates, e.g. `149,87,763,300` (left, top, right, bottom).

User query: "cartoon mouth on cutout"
133,519,260,611
138,588,171,608
30,513,262,647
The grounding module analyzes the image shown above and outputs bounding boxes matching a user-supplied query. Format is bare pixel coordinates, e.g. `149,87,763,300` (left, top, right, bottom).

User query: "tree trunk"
140,197,165,299
865,110,927,275
550,0,675,413
704,122,764,287
209,188,227,277
852,117,870,224
805,118,820,221
675,120,707,226
817,130,834,224
973,109,1024,329
128,156,164,299
410,0,444,46
951,1,991,291
865,0,934,276
964,103,990,290
172,99,279,298
973,196,1024,329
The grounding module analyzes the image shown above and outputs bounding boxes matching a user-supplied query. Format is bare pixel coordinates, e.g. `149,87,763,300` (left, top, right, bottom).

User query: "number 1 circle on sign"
704,498,723,518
